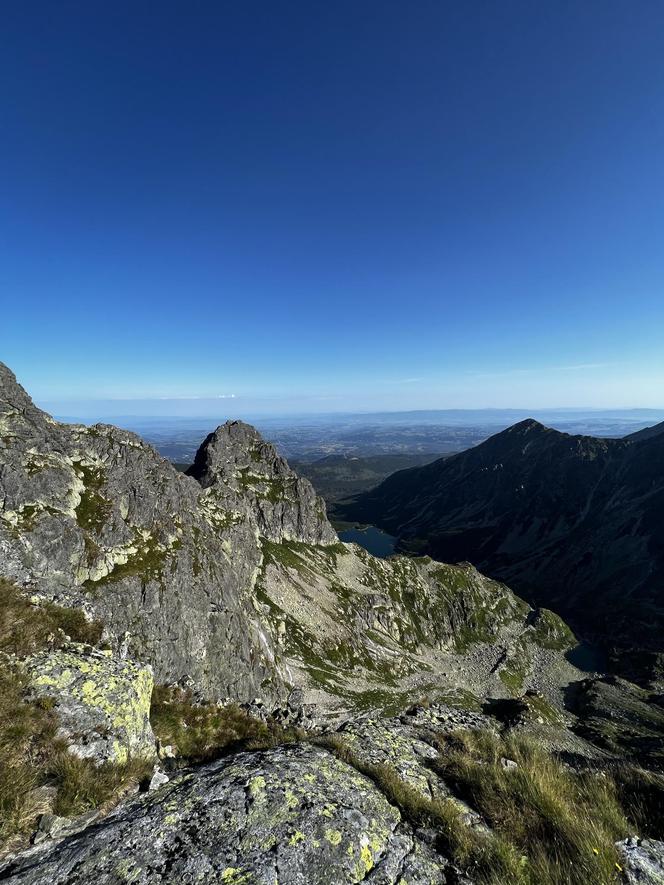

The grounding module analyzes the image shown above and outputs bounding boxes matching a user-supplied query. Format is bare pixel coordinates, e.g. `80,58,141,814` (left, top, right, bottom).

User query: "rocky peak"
506,418,547,434
188,420,278,488
0,361,54,440
187,419,337,545
0,362,34,412
484,418,554,452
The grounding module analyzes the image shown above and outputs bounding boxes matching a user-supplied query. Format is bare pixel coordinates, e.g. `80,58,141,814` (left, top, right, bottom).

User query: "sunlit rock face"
1,361,579,720
26,643,155,764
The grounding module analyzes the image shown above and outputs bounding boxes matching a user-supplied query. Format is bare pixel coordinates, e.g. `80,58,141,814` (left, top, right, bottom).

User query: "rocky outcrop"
0,363,287,703
187,420,336,545
254,540,579,717
617,837,664,884
26,644,155,764
0,744,444,884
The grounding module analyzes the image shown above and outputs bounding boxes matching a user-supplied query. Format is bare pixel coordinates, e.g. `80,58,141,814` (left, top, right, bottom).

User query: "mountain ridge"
3,363,664,883
340,416,664,680
0,362,579,718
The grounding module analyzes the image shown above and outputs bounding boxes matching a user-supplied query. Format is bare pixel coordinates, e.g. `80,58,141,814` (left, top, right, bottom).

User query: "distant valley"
290,452,447,505
59,408,664,466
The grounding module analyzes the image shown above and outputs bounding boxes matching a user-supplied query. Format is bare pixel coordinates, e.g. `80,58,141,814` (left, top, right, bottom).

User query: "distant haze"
47,407,664,428
45,408,664,466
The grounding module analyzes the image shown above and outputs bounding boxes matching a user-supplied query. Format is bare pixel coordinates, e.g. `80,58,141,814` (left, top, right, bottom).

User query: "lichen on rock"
26,644,155,764
0,744,443,884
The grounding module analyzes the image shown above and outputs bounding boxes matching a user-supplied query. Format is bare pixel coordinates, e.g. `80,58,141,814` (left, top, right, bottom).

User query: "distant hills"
291,452,446,505
340,418,664,681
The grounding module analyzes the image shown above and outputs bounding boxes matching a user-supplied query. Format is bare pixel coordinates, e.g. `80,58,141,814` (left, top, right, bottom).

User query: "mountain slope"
341,419,664,673
4,364,664,882
626,420,664,442
0,364,580,716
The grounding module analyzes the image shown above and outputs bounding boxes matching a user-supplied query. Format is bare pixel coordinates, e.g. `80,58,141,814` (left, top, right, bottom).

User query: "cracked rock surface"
617,837,664,885
0,744,444,884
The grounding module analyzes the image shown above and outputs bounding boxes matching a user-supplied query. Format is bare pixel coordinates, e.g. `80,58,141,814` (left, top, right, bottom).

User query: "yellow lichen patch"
32,668,75,690
288,830,305,846
360,838,374,873
319,801,337,818
221,868,252,884
114,858,142,883
324,828,343,846
249,775,266,797
26,645,154,764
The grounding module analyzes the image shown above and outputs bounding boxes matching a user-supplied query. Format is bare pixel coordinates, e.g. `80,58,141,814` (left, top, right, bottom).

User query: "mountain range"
340,418,664,682
1,361,664,884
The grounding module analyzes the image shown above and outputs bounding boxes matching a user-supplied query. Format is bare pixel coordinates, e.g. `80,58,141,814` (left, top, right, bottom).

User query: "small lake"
339,525,397,558
565,641,607,673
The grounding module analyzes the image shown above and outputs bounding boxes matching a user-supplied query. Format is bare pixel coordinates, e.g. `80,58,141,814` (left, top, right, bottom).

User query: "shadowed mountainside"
340,419,664,680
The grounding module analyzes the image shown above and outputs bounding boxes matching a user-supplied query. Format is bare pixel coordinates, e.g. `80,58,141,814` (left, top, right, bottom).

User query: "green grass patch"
530,608,576,650
0,578,103,656
73,462,111,533
83,537,169,590
431,730,629,884
150,685,304,765
434,687,483,712
49,753,152,818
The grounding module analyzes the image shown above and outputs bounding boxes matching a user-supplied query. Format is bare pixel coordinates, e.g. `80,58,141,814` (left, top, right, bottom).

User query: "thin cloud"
556,363,608,371
156,394,237,401
467,363,610,379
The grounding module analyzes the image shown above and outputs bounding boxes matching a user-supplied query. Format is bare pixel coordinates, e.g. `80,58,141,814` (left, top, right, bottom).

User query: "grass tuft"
50,753,152,818
150,685,303,764
0,577,143,855
432,730,629,884
0,578,103,656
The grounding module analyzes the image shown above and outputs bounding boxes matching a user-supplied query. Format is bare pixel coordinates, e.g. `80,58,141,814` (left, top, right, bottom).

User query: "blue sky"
1,1,663,414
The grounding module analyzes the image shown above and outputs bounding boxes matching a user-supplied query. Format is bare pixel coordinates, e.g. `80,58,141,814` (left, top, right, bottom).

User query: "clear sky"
1,1,663,414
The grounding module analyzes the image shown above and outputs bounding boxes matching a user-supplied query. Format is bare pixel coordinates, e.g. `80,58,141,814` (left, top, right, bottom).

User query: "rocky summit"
2,361,664,884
